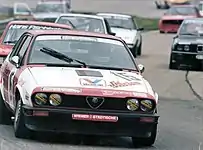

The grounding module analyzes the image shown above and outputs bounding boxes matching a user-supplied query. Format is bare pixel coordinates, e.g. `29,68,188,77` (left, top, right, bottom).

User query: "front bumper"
23,105,159,137
159,24,180,33
171,51,203,69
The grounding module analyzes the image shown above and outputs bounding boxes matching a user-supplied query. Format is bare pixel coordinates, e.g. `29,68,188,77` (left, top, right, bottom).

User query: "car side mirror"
138,64,145,73
11,56,20,68
137,27,144,31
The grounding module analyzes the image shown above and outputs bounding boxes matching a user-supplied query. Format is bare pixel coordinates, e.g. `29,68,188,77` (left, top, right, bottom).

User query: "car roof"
7,20,72,29
37,1,67,4
27,30,121,40
58,13,105,20
97,13,132,18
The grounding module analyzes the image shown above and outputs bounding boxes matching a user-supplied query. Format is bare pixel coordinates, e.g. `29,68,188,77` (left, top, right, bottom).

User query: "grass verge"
0,15,10,20
133,16,159,31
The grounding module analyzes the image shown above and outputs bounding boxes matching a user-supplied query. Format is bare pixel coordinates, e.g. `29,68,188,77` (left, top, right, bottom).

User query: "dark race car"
159,5,201,33
169,18,203,70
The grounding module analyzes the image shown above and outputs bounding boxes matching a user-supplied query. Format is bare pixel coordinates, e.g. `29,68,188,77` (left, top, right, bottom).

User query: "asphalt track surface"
1,0,203,150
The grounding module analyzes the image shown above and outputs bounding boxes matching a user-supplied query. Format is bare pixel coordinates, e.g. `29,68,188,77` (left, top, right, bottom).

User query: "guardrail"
0,18,14,35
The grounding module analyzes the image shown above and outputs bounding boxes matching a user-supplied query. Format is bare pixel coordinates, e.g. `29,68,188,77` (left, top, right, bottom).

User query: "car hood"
111,27,137,44
175,36,203,44
28,67,150,93
162,15,196,20
33,12,61,19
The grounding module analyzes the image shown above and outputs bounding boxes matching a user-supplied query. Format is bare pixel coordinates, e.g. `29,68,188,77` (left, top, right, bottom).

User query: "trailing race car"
159,5,200,33
33,0,71,22
0,21,72,63
0,30,159,147
155,0,190,9
97,13,143,57
169,18,203,70
55,13,115,35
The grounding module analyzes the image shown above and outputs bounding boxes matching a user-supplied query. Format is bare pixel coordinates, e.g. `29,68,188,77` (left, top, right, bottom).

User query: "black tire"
137,42,142,56
159,30,164,33
0,92,12,125
132,125,157,147
14,99,31,139
169,62,177,69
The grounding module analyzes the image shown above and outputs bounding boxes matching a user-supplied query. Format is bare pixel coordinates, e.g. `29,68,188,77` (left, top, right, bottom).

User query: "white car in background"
55,13,115,35
97,13,144,57
198,1,203,16
33,0,71,22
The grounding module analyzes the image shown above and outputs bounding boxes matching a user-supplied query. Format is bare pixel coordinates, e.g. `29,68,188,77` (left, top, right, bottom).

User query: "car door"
6,35,32,108
1,35,26,103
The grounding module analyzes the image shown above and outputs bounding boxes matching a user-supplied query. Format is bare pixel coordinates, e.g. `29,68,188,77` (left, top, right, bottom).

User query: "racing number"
111,72,140,81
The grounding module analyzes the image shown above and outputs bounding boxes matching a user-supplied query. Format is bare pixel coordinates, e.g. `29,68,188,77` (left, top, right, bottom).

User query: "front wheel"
132,125,157,147
14,99,31,139
137,42,142,56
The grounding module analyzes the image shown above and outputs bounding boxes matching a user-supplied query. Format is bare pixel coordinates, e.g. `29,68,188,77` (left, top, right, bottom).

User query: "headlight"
49,94,62,106
140,100,153,112
184,45,189,51
126,99,139,111
177,45,183,51
34,93,48,105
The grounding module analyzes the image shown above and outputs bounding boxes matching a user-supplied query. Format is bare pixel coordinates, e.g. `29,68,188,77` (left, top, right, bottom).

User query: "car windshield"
3,24,69,45
36,3,64,13
166,6,197,15
28,35,137,70
56,16,105,33
100,15,136,29
178,20,203,35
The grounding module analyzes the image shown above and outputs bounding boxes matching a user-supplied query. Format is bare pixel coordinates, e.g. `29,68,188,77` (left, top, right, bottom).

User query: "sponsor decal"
101,90,132,96
133,92,148,97
41,87,81,93
110,71,141,81
80,78,106,86
72,114,118,122
9,24,62,30
109,81,140,88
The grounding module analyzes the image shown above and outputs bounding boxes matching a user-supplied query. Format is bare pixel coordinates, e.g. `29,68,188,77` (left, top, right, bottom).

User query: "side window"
17,36,32,64
9,35,27,59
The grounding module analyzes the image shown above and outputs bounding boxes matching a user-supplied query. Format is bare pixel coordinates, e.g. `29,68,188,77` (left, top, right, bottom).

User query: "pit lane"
0,31,203,150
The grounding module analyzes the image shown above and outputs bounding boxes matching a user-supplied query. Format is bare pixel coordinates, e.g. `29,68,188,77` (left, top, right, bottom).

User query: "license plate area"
72,114,118,122
196,54,203,60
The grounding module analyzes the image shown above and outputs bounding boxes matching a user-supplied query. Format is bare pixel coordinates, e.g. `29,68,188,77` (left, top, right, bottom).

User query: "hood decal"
110,71,141,81
76,70,103,77
79,78,106,87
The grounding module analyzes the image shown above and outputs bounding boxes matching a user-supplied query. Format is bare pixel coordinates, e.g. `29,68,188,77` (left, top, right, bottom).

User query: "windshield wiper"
40,47,87,67
88,65,138,72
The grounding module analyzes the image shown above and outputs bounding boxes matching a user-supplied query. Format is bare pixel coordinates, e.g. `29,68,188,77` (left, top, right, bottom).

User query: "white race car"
0,29,159,147
97,13,144,57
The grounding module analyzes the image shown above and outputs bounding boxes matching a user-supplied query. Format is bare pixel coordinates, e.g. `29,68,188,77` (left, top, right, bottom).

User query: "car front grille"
61,95,128,112
175,44,199,52
162,20,183,25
